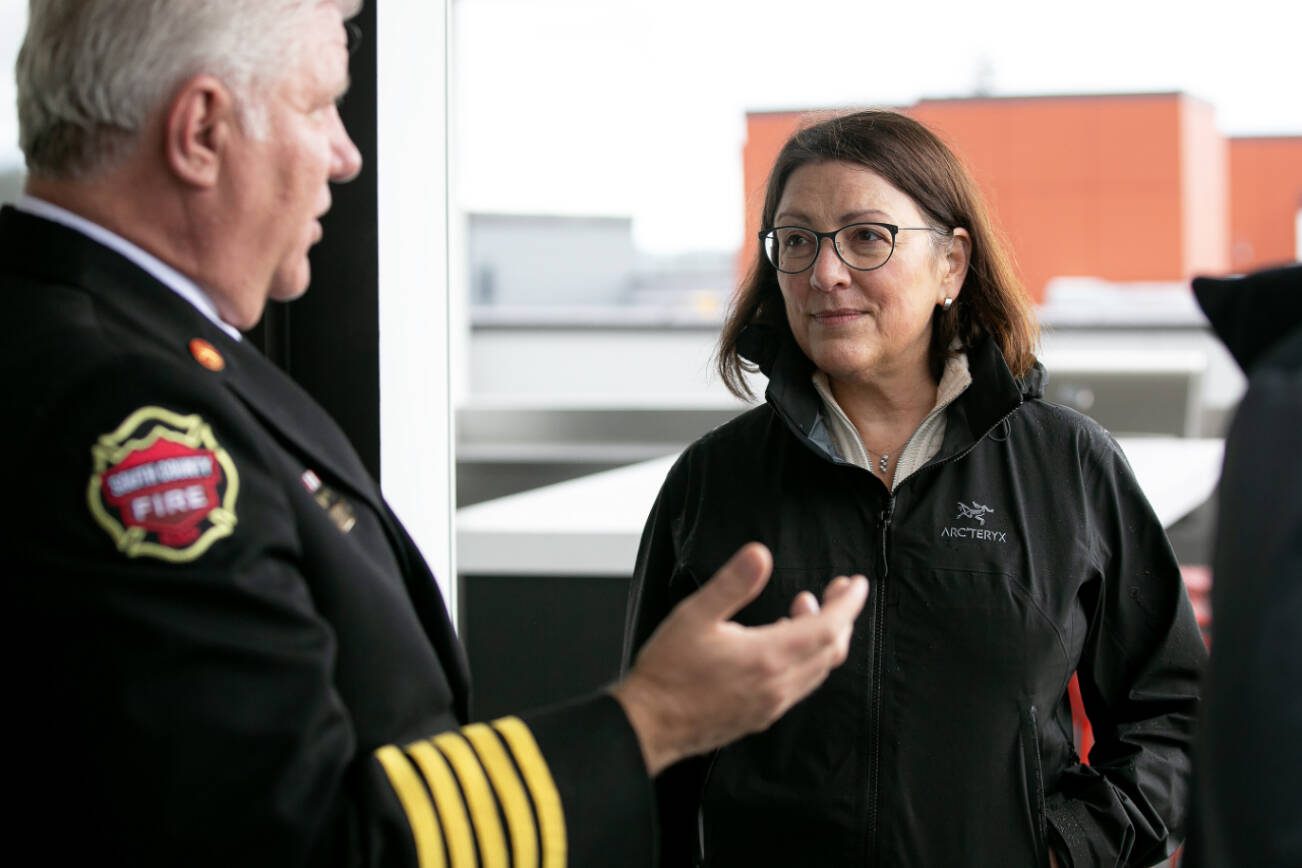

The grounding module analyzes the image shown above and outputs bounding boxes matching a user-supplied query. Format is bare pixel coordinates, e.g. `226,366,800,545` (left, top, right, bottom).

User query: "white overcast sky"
4,0,1300,254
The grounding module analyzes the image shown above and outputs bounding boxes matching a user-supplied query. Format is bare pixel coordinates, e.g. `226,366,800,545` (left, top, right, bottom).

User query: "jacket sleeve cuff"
521,692,657,868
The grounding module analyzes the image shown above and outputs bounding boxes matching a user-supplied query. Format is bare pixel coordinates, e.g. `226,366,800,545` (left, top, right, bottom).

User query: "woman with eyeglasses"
622,110,1204,868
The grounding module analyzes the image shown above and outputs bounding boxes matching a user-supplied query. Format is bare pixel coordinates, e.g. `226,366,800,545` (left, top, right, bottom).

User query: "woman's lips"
811,309,866,325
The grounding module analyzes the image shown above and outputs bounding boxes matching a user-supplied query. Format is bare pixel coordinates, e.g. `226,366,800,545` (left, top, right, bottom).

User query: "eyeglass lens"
764,224,896,273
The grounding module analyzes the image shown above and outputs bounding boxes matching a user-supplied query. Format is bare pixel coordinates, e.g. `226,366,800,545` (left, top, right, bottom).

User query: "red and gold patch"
87,407,239,562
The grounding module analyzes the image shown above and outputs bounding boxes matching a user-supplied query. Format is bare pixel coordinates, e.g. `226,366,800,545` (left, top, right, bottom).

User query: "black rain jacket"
624,329,1206,868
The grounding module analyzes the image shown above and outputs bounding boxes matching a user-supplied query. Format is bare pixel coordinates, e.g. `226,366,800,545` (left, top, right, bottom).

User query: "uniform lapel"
217,334,384,516
218,340,474,716
217,325,471,716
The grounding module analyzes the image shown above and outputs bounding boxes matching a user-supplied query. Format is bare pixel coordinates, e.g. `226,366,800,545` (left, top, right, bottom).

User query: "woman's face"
773,160,966,387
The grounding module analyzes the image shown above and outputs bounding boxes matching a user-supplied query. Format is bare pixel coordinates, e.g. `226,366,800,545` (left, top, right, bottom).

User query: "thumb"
684,542,773,624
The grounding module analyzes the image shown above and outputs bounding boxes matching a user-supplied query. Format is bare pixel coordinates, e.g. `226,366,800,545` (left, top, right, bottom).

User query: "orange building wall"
741,93,1237,302
739,110,809,279
1229,136,1302,271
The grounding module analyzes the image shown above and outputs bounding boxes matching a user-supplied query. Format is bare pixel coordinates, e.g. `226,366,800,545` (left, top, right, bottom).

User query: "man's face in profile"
219,2,362,324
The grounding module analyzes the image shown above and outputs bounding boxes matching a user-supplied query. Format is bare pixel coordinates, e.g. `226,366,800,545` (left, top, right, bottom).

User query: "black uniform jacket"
1186,264,1302,868
625,327,1206,868
1,206,653,867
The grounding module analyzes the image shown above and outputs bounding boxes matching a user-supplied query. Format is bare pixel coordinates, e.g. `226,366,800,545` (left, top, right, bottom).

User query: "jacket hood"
1193,263,1302,374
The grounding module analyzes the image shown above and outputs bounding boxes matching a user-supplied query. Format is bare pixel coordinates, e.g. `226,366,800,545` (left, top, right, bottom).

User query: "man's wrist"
609,675,680,777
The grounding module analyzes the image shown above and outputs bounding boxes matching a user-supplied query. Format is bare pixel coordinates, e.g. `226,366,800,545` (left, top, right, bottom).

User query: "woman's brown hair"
717,109,1039,399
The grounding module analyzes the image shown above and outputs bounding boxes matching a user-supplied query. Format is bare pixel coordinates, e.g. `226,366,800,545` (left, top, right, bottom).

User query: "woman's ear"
163,74,236,189
940,227,972,301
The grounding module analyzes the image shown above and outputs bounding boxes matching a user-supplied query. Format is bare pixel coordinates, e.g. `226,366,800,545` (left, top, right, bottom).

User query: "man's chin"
268,264,312,303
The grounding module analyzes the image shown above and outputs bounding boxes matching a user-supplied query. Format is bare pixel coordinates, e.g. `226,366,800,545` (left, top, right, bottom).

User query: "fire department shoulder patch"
86,406,240,562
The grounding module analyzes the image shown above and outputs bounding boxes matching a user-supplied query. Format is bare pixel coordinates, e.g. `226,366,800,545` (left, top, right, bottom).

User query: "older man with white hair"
2,1,867,866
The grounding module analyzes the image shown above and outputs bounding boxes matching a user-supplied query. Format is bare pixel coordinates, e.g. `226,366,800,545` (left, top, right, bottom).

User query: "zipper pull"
879,497,895,529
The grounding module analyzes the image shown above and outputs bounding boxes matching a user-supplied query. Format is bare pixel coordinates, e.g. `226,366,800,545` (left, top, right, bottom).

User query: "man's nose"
330,109,363,184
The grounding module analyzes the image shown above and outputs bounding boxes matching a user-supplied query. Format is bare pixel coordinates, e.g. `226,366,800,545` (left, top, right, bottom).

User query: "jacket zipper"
866,493,895,866
862,406,1020,863
771,384,1026,865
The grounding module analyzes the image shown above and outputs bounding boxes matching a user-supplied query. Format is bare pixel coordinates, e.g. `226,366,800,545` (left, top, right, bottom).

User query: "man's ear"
940,227,972,300
164,74,236,189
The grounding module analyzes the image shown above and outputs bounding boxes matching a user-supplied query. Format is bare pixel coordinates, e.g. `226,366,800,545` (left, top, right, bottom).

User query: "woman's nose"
809,236,849,292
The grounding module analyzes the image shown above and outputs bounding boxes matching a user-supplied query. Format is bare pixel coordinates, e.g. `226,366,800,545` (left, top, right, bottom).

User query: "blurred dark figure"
1188,262,1302,867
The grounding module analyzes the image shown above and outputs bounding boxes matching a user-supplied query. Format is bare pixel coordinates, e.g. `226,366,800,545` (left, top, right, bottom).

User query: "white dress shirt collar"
14,194,242,342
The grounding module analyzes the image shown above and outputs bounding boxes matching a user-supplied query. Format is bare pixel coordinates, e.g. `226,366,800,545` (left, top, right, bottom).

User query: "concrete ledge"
456,437,1223,577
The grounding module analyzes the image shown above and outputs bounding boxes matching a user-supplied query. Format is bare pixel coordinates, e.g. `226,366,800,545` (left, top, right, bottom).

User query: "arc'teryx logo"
941,500,1007,542
955,501,994,524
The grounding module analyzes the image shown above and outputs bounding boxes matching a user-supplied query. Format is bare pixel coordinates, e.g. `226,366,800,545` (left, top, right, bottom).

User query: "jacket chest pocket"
890,568,1059,690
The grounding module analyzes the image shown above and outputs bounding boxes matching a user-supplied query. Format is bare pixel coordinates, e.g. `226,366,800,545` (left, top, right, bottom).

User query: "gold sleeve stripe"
433,731,508,868
407,741,477,868
463,723,538,868
492,717,567,868
374,745,447,868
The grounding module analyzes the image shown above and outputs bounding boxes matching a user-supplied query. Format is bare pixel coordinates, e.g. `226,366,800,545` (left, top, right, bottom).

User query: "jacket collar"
0,205,383,514
941,332,1035,459
1193,264,1302,374
740,321,1037,465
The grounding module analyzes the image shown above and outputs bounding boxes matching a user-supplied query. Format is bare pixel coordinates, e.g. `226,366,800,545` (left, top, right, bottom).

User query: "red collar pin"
189,338,225,372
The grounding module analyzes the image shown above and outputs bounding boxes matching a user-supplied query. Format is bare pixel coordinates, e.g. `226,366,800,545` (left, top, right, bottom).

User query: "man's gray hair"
17,0,363,178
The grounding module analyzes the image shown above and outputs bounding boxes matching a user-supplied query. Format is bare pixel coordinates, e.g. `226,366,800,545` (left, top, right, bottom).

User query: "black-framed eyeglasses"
759,222,942,274
345,20,364,56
